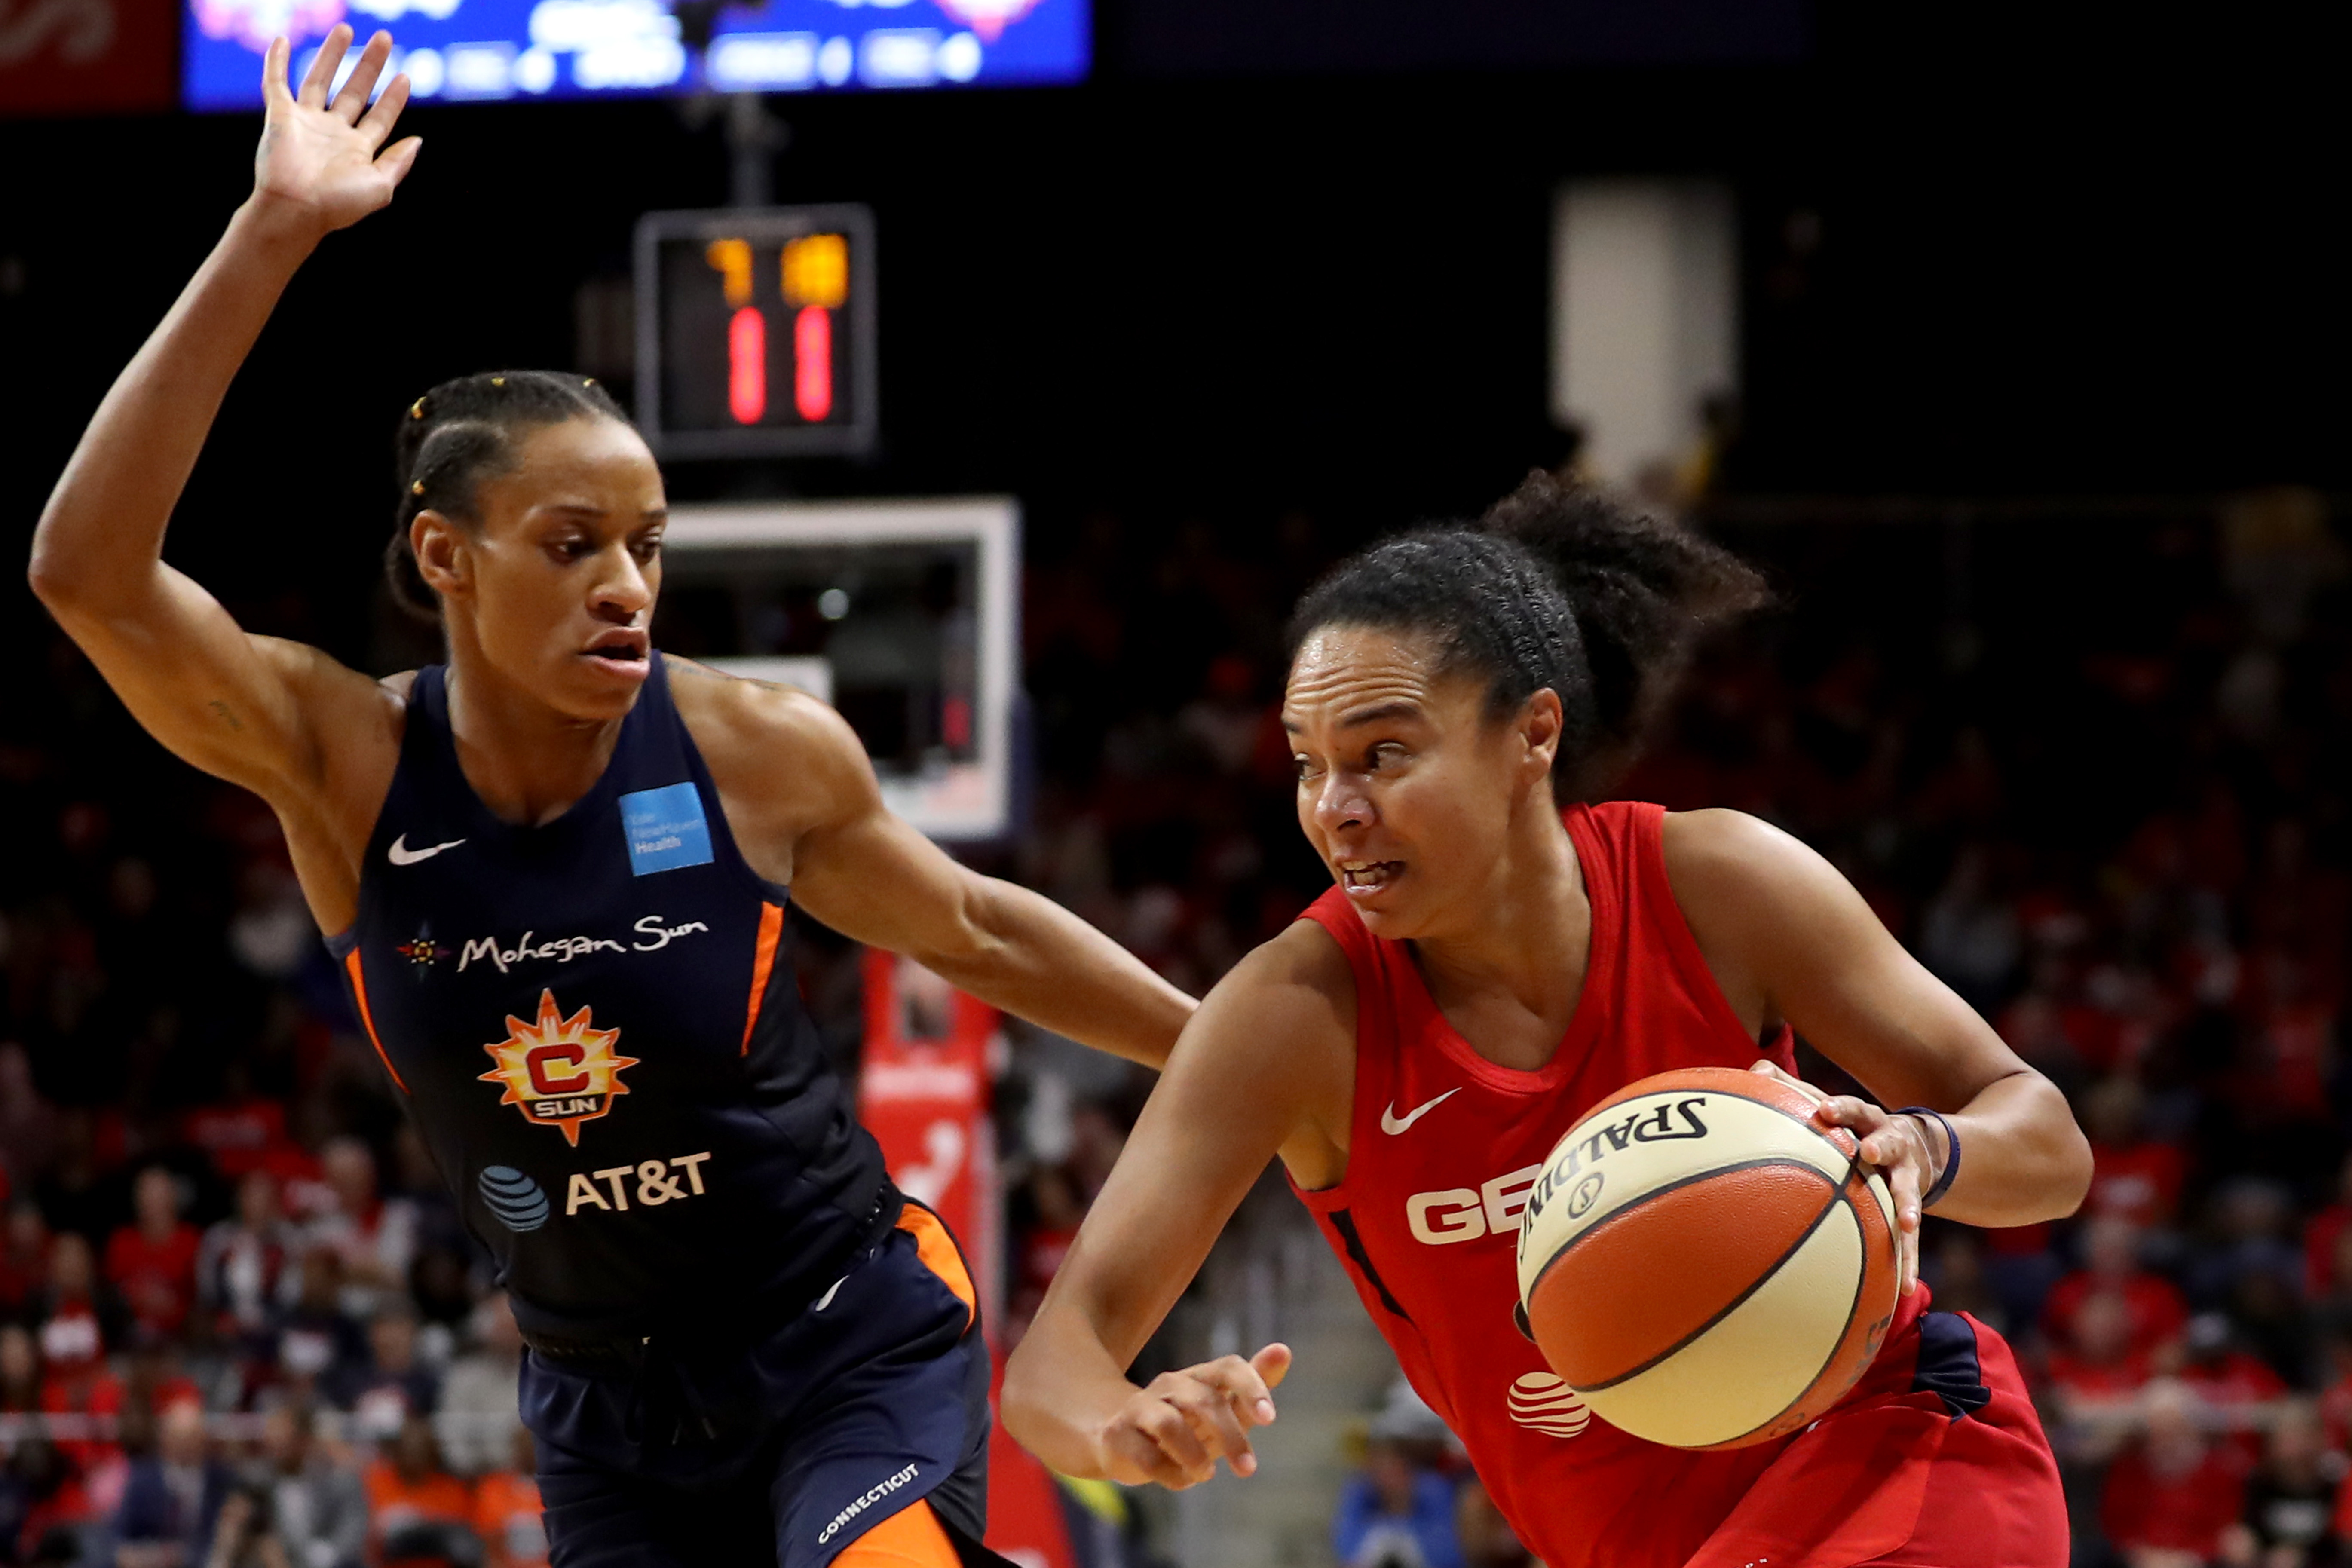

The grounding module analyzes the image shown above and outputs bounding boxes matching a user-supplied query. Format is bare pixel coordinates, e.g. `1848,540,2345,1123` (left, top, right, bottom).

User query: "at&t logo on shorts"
478,989,640,1146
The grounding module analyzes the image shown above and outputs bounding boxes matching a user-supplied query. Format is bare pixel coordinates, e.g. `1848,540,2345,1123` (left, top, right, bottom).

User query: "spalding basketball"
1514,1066,1899,1450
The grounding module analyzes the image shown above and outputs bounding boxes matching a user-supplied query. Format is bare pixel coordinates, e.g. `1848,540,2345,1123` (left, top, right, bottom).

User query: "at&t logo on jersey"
478,990,640,1146
1506,1372,1591,1439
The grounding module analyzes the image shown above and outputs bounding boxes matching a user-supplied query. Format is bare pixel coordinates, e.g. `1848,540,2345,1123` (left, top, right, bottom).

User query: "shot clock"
634,206,878,460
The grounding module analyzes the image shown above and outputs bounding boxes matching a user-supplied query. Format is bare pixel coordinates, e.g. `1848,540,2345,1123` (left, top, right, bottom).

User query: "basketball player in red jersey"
1006,475,2091,1568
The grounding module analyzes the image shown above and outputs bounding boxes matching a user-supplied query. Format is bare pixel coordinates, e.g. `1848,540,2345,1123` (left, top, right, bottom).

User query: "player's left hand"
1748,1060,1948,1296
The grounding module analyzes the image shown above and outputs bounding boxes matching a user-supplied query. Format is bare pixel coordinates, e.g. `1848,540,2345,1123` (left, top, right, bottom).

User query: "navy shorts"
524,1208,1005,1568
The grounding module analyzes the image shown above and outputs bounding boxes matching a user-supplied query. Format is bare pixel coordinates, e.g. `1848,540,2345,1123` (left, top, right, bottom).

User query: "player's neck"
440,648,628,828
1412,806,1590,1039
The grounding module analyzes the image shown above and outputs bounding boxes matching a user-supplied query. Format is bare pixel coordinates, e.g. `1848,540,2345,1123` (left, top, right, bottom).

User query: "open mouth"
1338,859,1403,891
583,629,650,666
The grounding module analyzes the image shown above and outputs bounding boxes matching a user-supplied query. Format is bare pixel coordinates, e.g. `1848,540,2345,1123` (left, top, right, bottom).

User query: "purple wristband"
1897,1106,1962,1209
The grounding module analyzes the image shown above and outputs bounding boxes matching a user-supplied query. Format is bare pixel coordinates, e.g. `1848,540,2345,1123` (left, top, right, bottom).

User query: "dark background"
2,0,2344,668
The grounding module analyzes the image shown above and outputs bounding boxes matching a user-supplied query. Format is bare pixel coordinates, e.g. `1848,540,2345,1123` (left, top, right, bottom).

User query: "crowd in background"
3,478,2346,1568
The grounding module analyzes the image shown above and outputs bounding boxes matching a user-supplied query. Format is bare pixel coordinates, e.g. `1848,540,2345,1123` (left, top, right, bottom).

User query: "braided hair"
386,371,631,620
1286,470,1768,800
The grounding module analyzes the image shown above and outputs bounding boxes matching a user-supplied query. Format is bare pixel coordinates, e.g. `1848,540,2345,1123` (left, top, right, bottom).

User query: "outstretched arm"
1003,922,1354,1486
1665,809,2093,1289
676,666,1197,1068
29,28,417,799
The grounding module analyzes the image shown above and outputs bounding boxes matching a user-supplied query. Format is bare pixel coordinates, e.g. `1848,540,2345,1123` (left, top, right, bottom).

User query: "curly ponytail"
1286,471,1767,799
386,371,630,622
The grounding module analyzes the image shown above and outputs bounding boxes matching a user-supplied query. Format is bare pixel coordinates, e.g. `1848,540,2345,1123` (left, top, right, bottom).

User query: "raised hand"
251,26,420,240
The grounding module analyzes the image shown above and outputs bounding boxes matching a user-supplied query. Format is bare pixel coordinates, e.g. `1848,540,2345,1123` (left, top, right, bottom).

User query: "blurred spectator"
200,1487,291,1568
346,1306,439,1442
2,1322,43,1414
114,1400,233,1568
435,1298,520,1479
2045,1291,2153,1464
2102,1380,2248,1568
108,1166,202,1343
303,1140,416,1321
2178,1314,2292,1463
2081,1076,2188,1231
2045,1219,2190,1362
1335,1441,1464,1568
123,1341,203,1426
1453,1477,1535,1568
0,1199,52,1315
7,1438,95,1566
0,1043,61,1184
182,1070,291,1183
37,1233,126,1473
249,1403,365,1568
2189,1182,2309,1319
2305,1155,2352,1299
470,1429,545,1568
1334,1388,1464,1568
2217,1398,2342,1568
271,1251,368,1410
363,1414,475,1565
198,1172,290,1345
1917,844,2022,1014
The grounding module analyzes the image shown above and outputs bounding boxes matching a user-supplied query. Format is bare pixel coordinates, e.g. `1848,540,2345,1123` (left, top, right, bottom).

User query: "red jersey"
1292,802,1934,1568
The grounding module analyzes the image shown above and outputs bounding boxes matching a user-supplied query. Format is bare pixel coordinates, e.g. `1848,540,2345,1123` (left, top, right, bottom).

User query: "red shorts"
1685,1312,2068,1568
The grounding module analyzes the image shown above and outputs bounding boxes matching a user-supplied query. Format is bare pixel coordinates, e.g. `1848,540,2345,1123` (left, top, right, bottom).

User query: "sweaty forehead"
1284,625,1454,725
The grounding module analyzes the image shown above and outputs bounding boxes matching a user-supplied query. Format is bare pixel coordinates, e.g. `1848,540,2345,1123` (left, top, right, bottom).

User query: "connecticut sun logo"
478,990,640,1146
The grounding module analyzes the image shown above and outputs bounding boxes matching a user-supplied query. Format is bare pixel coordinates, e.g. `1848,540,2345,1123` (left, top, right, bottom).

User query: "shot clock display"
634,205,878,460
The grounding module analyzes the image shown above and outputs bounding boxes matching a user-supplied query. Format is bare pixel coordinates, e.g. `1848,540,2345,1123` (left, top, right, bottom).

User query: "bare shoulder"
1175,918,1357,1179
1657,806,1827,905
663,654,876,827
1196,917,1356,1039
1659,806,1892,1018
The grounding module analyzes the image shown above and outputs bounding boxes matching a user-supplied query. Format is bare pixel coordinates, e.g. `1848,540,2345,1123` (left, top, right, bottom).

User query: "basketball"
1514,1066,1900,1450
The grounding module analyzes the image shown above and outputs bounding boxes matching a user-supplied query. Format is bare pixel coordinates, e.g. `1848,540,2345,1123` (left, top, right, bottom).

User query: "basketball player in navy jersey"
31,30,1191,1568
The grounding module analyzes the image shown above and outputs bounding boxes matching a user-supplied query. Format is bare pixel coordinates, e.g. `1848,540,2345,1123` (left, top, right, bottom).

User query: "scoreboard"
634,206,878,460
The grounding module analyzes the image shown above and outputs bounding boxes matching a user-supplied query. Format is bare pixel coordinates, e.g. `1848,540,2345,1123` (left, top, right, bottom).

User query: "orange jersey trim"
344,949,410,1094
741,900,785,1057
833,1499,959,1568
897,1204,976,1330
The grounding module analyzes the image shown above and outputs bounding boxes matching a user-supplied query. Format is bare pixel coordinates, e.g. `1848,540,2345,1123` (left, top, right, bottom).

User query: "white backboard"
658,498,1020,842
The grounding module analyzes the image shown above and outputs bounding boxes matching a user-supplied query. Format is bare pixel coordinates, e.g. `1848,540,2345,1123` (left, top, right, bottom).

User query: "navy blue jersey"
329,654,889,1343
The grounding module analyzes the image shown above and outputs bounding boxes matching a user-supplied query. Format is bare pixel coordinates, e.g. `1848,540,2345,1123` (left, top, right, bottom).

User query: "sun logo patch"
478,990,640,1146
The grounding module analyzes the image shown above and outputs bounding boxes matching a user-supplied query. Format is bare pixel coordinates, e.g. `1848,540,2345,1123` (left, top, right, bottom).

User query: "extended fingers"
261,37,292,104
331,31,395,121
357,70,413,150
299,24,353,107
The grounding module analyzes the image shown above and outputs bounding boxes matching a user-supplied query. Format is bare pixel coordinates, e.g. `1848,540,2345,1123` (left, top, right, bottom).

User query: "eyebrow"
1283,699,1424,734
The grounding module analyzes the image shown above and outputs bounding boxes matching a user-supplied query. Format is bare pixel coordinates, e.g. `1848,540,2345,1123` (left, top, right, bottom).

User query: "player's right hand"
1093,1344,1292,1489
251,25,420,240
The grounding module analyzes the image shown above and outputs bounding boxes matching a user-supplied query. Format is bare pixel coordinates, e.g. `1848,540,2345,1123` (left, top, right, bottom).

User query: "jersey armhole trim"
741,899,786,1056
1635,802,1778,1051
343,949,410,1095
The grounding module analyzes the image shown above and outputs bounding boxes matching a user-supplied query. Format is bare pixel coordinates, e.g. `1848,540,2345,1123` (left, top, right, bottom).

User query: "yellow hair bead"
411,480,425,494
409,398,426,419
491,376,505,388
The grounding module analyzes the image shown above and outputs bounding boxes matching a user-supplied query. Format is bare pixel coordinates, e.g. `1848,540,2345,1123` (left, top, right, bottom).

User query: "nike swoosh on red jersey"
1380,1088,1461,1135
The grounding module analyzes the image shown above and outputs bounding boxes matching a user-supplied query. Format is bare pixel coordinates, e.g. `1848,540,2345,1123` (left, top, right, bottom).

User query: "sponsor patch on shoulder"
619,783,715,876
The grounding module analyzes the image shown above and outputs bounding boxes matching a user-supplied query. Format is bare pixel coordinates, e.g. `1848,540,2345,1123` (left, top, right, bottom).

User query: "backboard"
654,498,1020,843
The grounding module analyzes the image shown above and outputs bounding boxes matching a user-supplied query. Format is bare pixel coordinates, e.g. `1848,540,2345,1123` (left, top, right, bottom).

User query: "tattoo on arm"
208,699,245,732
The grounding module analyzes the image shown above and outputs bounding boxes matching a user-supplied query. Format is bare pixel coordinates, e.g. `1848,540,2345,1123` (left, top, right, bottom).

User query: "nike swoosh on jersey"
387,834,467,867
1380,1088,1461,1135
